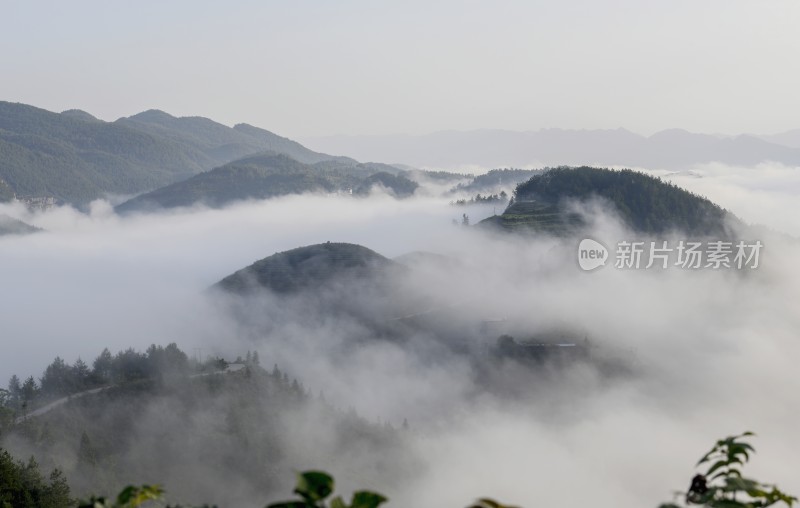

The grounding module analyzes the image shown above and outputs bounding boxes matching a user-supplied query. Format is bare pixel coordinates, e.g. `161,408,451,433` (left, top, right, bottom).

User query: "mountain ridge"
115,153,418,213
0,101,347,207
302,128,800,169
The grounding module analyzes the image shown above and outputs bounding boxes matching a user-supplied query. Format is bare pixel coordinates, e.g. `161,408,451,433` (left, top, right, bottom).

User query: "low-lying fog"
1,163,799,507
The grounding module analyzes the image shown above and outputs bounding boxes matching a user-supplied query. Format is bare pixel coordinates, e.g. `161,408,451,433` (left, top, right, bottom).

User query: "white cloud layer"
1,166,799,507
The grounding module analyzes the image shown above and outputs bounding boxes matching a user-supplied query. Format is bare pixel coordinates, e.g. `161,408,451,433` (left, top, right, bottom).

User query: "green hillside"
0,345,408,506
0,102,346,207
482,166,736,235
116,154,418,213
481,199,583,234
115,153,339,211
118,109,348,165
215,242,397,295
0,102,213,205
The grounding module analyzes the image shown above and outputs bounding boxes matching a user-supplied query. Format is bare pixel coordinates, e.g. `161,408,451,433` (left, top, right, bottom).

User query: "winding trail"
13,387,109,425
12,363,247,425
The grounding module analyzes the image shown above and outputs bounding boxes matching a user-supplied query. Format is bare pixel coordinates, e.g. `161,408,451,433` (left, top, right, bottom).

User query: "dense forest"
484,166,737,235
0,449,71,508
0,179,14,202
1,343,197,416
0,343,411,507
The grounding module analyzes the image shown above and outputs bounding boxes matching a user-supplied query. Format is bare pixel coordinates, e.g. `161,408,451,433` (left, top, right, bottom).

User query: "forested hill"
0,214,41,236
0,102,346,207
354,171,419,197
215,242,398,295
118,109,347,165
115,153,418,213
0,344,409,507
0,178,13,202
450,168,546,195
483,167,736,235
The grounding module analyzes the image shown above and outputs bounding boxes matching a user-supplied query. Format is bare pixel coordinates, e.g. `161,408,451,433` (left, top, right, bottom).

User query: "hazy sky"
3,1,800,137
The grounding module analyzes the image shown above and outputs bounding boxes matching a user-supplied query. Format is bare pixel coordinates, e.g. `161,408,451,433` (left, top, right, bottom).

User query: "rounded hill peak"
215,243,395,294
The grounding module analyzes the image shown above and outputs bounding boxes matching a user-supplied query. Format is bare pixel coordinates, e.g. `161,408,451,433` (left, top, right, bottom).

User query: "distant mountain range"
759,129,800,149
302,128,800,170
0,102,348,207
5,99,798,211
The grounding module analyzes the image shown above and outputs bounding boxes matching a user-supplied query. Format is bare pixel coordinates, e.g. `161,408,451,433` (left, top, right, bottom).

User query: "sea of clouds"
1,164,799,507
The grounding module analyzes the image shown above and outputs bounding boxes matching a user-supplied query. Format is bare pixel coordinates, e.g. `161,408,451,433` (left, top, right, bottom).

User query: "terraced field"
479,199,582,234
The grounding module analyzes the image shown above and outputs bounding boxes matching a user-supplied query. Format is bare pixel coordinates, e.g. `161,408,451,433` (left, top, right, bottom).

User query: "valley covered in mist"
2,144,800,507
5,2,800,506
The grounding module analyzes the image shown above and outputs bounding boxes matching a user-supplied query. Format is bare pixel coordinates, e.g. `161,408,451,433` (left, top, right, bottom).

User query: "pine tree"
7,374,22,408
41,357,71,397
21,376,38,405
92,348,113,385
0,449,72,508
77,431,96,468
41,469,72,508
72,358,90,392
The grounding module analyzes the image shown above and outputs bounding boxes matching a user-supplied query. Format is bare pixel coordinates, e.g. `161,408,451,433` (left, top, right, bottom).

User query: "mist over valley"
3,3,800,506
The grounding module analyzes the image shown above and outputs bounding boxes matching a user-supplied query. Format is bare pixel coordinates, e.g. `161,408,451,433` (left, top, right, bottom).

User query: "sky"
3,0,800,138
